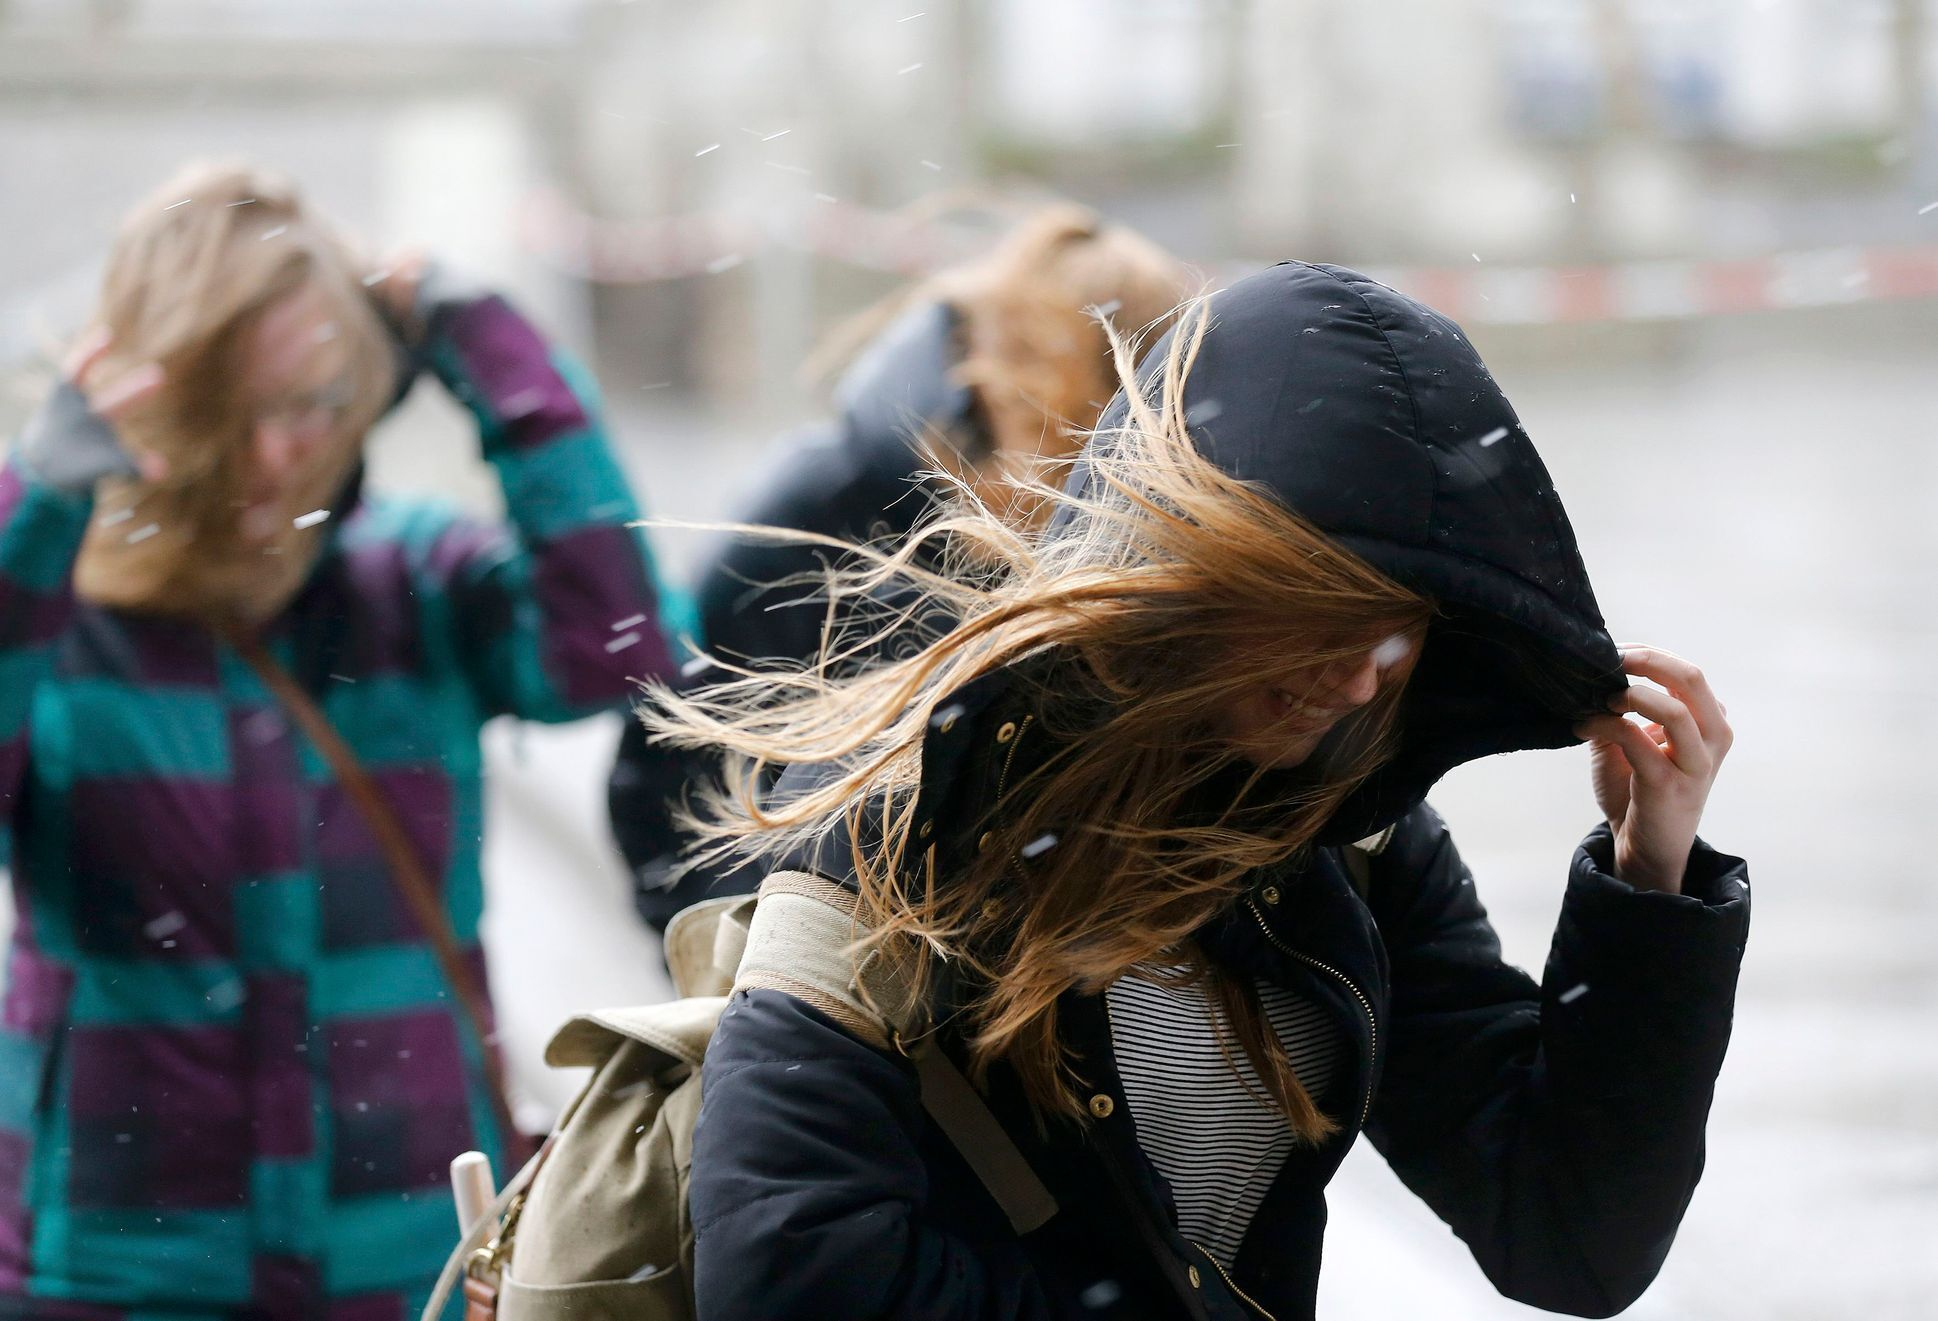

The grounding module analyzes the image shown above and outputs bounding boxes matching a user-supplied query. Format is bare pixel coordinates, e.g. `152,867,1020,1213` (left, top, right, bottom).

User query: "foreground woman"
655,262,1747,1319
0,164,673,1316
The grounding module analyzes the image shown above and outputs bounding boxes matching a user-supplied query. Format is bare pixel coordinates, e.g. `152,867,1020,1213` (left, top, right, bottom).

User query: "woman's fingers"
63,326,113,382
1610,684,1710,776
1575,714,1675,785
1618,644,1730,748
89,362,167,419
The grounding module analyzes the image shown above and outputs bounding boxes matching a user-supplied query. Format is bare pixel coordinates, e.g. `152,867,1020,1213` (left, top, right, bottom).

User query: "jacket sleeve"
416,287,678,722
0,386,114,819
692,988,1055,1321
1361,803,1749,1318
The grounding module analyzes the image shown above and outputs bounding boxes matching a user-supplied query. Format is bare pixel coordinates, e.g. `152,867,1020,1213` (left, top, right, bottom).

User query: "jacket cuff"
1558,823,1750,997
17,381,135,495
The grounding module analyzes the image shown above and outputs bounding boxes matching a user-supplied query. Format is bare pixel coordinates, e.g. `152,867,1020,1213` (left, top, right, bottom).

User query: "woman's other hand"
1574,645,1733,895
364,250,427,345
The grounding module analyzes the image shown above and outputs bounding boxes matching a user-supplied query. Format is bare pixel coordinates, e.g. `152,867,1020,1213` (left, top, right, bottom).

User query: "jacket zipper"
994,714,1033,803
1188,1240,1278,1321
1244,896,1379,1131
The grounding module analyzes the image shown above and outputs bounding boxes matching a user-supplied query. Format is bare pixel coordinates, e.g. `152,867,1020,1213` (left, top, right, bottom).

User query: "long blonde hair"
649,304,1431,1136
815,204,1192,522
75,162,396,622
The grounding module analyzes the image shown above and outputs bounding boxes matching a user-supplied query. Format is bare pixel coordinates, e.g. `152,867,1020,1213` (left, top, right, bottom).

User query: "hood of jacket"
1076,260,1625,841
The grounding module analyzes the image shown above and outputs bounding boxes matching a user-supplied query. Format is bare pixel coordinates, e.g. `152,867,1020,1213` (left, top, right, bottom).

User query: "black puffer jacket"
689,264,1751,1319
609,301,983,925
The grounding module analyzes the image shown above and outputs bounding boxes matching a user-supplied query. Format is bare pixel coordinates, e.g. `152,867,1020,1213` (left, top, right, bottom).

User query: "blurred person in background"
654,264,1747,1319
608,205,1190,930
0,163,674,1317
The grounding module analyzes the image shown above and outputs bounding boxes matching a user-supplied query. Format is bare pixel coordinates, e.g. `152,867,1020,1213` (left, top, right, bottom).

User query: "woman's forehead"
239,281,352,398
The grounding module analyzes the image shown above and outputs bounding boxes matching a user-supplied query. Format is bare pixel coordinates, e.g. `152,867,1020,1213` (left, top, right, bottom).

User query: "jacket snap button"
1087,1093,1114,1119
939,714,958,734
980,897,1004,920
918,821,933,841
995,721,1017,744
977,831,994,853
1260,884,1281,906
1187,1265,1202,1289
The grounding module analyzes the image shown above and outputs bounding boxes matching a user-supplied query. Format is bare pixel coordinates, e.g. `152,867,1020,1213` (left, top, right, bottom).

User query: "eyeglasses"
254,374,359,433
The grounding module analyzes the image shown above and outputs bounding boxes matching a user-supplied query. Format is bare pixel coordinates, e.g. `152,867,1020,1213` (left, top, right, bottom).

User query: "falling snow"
1477,426,1510,447
706,254,745,275
612,614,648,632
260,225,288,241
1371,634,1413,669
898,62,923,74
1558,982,1590,1005
293,509,331,529
606,631,642,653
1021,832,1059,860
143,911,187,940
126,522,161,544
694,143,721,157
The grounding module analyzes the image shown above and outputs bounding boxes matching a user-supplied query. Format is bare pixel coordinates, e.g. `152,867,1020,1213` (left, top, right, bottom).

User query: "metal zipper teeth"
994,714,1034,804
1190,1240,1278,1321
1245,896,1378,1131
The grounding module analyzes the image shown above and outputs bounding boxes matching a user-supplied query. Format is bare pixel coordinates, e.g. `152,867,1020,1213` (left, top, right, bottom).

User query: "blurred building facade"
3,0,1934,420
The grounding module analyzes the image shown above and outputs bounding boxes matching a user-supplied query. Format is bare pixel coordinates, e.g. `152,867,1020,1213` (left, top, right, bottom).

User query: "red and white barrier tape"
521,190,1938,324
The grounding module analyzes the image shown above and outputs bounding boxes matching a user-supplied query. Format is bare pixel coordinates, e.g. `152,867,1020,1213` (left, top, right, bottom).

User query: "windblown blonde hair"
650,303,1431,1137
76,162,396,621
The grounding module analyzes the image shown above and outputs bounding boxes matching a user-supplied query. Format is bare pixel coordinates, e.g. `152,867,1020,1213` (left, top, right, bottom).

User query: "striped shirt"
1105,968,1341,1267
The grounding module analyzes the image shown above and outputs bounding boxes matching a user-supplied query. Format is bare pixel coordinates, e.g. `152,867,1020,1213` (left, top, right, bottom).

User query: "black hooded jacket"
609,301,983,924
688,264,1750,1319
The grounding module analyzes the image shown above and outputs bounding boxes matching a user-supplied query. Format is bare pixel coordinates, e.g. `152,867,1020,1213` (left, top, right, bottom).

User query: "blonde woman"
0,164,673,1316
655,263,1747,1319
611,205,1190,928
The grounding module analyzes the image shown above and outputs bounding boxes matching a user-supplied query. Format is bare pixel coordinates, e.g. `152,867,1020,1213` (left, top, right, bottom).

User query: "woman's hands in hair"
1574,646,1733,895
23,328,171,489
365,249,427,344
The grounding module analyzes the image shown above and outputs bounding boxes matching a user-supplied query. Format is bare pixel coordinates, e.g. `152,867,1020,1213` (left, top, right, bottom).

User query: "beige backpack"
421,870,1057,1321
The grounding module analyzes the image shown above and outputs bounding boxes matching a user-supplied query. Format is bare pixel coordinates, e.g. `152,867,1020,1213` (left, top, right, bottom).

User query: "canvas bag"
422,870,1058,1321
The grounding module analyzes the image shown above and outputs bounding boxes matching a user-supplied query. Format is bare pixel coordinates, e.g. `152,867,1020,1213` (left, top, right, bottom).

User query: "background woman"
656,262,1748,1319
0,163,673,1317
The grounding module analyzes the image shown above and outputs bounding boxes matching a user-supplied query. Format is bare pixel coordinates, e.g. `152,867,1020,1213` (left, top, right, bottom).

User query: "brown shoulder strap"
230,633,521,1151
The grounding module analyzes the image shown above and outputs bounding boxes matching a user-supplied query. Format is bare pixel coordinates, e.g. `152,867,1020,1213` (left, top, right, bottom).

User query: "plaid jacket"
0,293,673,1311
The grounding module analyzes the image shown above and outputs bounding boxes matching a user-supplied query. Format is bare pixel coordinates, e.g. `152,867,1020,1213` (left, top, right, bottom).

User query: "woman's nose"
1324,653,1382,709
254,419,296,480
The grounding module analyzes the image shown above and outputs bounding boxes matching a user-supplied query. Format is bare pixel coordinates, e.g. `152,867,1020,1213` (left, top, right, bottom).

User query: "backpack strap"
736,870,1059,1235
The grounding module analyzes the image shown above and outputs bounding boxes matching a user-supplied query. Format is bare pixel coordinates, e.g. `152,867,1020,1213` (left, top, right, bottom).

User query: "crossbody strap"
736,870,1059,1235
230,632,522,1152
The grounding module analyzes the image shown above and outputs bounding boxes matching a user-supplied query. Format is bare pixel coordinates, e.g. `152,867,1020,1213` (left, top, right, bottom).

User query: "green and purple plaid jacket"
0,293,673,1316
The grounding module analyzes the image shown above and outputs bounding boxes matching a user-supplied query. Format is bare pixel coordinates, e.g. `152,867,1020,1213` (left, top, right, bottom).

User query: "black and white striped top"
1104,968,1342,1267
